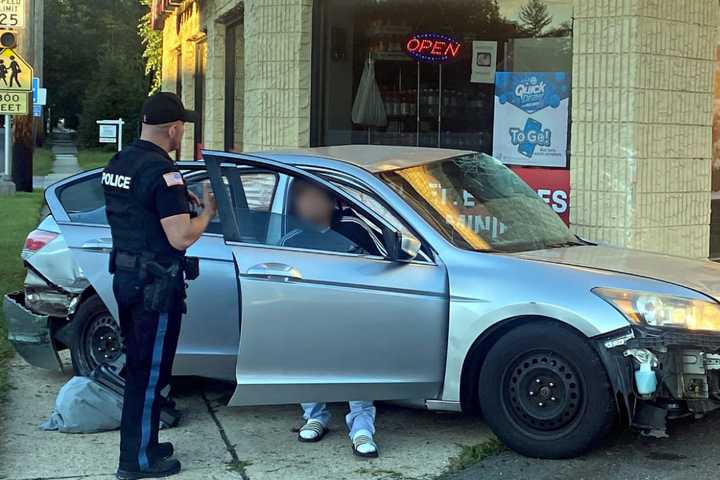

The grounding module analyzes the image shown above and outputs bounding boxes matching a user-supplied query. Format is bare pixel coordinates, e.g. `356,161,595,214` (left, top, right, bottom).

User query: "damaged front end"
597,326,720,437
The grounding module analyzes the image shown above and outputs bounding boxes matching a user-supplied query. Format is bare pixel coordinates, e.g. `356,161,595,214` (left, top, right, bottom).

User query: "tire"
70,294,126,376
478,321,617,459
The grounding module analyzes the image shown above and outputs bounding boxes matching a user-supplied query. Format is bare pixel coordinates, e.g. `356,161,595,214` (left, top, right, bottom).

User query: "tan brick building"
152,0,720,259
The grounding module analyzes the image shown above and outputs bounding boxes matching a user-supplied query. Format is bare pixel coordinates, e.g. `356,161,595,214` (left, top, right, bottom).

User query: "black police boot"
116,458,181,479
155,442,174,459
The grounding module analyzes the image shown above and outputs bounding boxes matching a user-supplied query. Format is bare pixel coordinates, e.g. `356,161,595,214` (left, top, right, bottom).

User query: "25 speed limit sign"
0,0,24,28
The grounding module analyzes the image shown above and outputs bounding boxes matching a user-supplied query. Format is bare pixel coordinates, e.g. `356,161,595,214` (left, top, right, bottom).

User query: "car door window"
333,183,432,262
56,173,107,224
214,165,389,257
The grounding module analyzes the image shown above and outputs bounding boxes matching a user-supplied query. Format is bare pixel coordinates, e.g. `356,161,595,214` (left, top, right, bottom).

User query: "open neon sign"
406,33,462,63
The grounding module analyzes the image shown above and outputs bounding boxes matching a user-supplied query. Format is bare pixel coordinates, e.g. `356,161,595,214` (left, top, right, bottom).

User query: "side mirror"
395,232,421,261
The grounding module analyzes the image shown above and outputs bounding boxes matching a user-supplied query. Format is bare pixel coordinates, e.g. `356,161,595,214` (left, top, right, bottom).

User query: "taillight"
22,229,58,259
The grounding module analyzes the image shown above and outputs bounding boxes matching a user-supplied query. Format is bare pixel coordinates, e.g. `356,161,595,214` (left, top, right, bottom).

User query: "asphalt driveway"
442,410,720,480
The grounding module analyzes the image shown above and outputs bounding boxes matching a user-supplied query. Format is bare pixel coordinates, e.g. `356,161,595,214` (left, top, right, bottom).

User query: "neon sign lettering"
406,33,462,64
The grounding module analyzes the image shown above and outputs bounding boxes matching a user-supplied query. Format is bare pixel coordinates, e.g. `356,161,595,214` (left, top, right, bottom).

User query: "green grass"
33,147,53,176
78,148,114,171
0,191,44,423
446,438,506,474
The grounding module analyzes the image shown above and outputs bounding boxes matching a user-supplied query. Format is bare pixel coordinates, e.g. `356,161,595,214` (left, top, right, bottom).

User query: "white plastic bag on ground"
40,376,122,433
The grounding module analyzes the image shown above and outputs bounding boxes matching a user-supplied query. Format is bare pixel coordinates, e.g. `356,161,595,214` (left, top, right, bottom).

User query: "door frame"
203,150,407,259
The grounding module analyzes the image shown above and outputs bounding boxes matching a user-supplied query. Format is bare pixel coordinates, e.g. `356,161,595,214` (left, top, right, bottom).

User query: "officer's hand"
188,191,202,207
202,182,218,219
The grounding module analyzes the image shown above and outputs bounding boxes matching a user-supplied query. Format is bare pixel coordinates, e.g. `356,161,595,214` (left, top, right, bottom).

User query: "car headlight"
593,287,720,331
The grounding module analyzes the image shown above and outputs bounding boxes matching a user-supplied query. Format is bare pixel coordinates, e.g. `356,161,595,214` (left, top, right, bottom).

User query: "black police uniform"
102,138,189,475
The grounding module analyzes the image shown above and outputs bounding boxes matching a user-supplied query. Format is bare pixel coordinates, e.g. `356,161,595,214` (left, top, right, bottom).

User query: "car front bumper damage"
3,291,63,370
597,326,720,436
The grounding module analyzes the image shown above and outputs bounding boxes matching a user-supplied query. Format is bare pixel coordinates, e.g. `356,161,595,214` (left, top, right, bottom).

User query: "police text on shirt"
102,172,132,190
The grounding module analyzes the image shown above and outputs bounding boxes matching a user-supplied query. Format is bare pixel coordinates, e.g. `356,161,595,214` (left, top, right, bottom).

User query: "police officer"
103,92,216,479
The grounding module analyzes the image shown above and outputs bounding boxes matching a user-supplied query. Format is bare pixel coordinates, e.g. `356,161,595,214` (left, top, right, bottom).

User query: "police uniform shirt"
102,140,190,259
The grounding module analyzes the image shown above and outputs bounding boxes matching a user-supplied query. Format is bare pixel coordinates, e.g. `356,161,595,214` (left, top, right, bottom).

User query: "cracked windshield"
380,153,577,252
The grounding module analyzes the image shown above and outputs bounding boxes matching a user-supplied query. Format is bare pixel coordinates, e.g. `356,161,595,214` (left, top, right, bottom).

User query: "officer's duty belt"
113,251,180,272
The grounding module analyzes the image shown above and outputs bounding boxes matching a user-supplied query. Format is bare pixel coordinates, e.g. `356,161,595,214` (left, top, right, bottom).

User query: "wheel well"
459,315,590,413
78,286,99,307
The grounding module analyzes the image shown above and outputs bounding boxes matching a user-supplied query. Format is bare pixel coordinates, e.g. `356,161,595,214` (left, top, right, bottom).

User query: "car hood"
512,245,720,300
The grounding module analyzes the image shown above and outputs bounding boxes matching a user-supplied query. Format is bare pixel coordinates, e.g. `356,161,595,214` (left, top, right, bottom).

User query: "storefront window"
314,0,573,156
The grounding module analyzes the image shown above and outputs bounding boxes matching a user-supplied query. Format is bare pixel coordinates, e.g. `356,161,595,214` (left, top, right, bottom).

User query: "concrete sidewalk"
0,355,493,480
33,130,81,190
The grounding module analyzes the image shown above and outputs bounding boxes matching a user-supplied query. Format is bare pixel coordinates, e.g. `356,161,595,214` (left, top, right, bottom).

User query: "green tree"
45,0,152,145
519,0,553,37
138,0,162,93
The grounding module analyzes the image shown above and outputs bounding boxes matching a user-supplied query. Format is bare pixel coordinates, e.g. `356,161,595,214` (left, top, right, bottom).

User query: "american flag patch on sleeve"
163,172,184,187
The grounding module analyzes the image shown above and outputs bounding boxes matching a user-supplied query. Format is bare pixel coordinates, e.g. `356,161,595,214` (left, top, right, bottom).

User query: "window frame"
205,152,413,262
305,168,435,263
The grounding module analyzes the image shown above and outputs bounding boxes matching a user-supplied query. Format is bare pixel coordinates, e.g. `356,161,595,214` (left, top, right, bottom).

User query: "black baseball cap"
141,92,198,125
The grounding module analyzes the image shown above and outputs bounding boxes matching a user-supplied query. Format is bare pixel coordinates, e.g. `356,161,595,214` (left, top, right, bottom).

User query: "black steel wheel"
70,294,126,376
504,351,582,435
478,321,616,458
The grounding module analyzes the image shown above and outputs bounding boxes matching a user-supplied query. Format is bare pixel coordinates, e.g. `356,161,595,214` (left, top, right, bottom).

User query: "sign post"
97,119,125,152
0,46,33,179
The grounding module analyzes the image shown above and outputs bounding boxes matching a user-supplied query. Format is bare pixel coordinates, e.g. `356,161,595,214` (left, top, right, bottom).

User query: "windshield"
378,153,577,253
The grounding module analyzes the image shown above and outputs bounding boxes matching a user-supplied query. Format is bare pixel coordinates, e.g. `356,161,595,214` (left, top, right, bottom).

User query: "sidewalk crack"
201,391,250,479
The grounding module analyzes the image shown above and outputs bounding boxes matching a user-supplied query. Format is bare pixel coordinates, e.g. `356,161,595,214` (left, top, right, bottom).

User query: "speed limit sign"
0,0,24,28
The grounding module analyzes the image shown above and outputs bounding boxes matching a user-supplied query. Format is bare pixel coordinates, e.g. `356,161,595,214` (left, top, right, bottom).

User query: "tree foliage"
519,0,553,37
138,0,163,94
45,0,154,146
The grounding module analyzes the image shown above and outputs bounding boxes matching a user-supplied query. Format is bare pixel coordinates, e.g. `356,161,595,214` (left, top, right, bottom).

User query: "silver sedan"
6,146,720,458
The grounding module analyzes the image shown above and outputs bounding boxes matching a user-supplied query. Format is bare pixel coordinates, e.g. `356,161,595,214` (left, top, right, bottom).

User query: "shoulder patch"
163,171,184,187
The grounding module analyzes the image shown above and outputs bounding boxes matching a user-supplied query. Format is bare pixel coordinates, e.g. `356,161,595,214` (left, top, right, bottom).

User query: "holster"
141,261,182,313
183,257,200,280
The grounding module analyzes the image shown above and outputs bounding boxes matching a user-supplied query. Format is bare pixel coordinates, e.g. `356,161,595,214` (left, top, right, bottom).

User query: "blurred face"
294,183,335,227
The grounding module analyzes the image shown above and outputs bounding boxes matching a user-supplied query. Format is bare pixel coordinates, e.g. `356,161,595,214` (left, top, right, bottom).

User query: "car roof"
249,145,476,173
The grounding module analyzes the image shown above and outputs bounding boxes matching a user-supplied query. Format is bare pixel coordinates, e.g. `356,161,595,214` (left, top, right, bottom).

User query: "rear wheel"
478,322,616,459
70,294,125,376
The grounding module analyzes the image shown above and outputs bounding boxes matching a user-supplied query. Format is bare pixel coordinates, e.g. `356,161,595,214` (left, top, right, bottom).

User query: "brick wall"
571,0,718,258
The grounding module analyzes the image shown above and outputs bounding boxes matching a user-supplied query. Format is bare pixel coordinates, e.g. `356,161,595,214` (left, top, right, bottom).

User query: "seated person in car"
280,179,382,458
279,179,386,257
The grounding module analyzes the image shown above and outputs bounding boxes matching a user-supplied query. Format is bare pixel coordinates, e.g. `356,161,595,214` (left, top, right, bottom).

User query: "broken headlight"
593,287,720,332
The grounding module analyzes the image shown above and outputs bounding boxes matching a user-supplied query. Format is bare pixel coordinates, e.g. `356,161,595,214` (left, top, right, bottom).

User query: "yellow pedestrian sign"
0,48,33,91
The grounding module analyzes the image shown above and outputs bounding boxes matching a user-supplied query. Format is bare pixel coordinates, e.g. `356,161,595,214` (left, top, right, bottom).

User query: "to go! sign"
406,33,462,64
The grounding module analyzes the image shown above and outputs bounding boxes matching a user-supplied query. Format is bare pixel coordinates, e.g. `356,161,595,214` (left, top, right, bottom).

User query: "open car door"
205,151,449,406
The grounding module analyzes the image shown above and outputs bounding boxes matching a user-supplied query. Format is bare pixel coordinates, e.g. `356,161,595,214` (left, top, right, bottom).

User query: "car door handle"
246,263,303,281
80,238,114,252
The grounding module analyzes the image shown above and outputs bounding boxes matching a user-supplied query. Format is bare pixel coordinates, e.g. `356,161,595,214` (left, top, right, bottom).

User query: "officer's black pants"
113,271,183,470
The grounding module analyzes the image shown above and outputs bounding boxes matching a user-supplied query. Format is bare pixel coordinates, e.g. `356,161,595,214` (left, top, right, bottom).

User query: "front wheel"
70,294,126,376
478,322,617,459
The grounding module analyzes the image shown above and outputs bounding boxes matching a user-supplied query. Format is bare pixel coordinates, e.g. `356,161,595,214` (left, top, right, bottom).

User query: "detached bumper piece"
597,327,720,437
3,291,62,370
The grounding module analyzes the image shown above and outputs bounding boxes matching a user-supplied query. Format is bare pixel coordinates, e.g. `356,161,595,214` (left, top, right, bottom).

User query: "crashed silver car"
6,146,720,458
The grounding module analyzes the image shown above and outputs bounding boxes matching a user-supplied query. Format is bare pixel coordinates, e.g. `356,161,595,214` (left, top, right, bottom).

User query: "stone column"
243,0,313,150
571,0,718,258
203,13,228,151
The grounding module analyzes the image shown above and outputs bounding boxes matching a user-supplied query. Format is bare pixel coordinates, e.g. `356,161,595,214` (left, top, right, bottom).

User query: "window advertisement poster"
511,166,570,225
492,72,569,167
